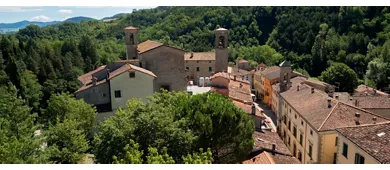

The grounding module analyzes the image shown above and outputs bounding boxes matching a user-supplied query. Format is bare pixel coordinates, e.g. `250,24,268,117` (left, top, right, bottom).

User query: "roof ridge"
338,101,390,121
336,121,390,130
318,101,340,131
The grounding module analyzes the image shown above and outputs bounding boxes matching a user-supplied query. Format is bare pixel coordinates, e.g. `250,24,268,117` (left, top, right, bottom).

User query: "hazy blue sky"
0,6,155,23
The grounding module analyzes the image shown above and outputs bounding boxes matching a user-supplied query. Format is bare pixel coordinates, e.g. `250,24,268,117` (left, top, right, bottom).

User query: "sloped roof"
336,122,390,163
184,52,215,61
273,76,307,92
233,100,265,119
124,26,138,30
281,84,390,132
228,67,250,76
354,84,389,97
261,66,281,80
251,131,300,164
109,64,157,80
237,59,249,63
77,65,107,86
137,40,164,54
210,72,230,80
353,96,390,109
242,152,275,164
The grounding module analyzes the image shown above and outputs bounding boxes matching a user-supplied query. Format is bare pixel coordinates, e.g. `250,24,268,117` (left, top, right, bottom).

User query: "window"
310,129,313,135
301,121,304,125
308,144,313,159
300,133,303,145
129,72,135,78
197,61,199,63
342,143,348,158
114,90,121,98
196,67,200,72
288,136,291,146
293,126,297,137
354,153,365,164
209,61,211,63
295,114,297,119
209,67,212,72
283,131,286,138
335,137,338,146
102,93,106,97
289,108,291,113
333,153,337,164
161,85,170,91
288,120,291,131
298,151,302,162
186,67,189,71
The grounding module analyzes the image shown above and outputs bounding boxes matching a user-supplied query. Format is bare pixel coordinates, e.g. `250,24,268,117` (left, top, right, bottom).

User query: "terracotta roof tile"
237,59,249,63
354,96,390,109
109,64,157,79
74,79,107,93
77,65,106,85
228,67,250,76
251,131,300,164
233,101,265,119
124,26,138,30
184,52,215,61
273,76,307,92
210,72,230,80
242,152,274,164
354,84,389,97
336,122,390,163
261,66,280,78
137,40,163,54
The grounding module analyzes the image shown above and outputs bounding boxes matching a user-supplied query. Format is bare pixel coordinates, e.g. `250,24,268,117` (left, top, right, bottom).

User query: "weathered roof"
273,76,307,92
281,84,390,131
184,52,215,61
109,64,157,80
124,26,138,30
237,59,249,63
233,101,266,119
216,28,228,31
354,84,389,97
210,72,230,80
137,40,164,54
251,131,300,164
336,122,390,164
74,79,108,94
114,59,140,63
77,65,106,86
354,96,390,109
279,60,291,67
242,152,275,164
228,67,250,76
261,66,280,80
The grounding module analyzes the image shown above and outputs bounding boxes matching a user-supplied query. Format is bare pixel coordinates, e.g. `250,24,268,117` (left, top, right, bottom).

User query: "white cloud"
58,9,73,14
0,7,43,12
30,15,51,22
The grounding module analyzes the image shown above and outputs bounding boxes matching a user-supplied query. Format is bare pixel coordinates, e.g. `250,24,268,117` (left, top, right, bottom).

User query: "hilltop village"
75,26,390,164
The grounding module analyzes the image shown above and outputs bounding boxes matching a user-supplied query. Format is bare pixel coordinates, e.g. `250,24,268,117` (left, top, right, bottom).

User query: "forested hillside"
1,6,390,164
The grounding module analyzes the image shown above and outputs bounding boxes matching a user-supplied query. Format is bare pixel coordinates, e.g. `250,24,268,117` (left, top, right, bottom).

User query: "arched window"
129,33,134,45
218,36,225,48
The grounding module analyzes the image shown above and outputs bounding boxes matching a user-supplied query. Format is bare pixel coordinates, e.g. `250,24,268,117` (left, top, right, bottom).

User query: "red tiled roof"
354,96,390,109
261,66,281,80
237,59,249,63
228,66,250,76
242,152,275,164
77,65,106,85
74,79,107,94
210,72,230,80
184,52,215,61
336,122,390,163
251,131,300,164
137,40,163,54
354,84,389,97
233,100,265,119
281,84,390,131
124,26,138,30
109,64,157,80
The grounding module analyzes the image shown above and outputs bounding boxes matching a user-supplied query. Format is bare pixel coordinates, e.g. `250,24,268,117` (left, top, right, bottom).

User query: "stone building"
236,59,250,70
185,28,229,84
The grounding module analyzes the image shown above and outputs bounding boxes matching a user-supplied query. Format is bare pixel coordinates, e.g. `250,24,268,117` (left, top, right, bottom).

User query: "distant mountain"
0,16,97,34
64,16,96,23
102,13,128,20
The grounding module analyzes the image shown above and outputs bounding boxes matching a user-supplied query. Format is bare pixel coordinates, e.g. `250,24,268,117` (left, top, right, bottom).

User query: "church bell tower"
124,26,139,60
215,28,229,73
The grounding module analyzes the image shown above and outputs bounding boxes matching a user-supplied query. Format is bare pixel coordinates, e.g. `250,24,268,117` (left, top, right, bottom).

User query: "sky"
0,6,155,23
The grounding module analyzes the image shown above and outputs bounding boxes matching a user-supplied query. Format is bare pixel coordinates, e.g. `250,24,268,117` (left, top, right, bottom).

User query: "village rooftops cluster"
243,131,300,164
336,122,390,164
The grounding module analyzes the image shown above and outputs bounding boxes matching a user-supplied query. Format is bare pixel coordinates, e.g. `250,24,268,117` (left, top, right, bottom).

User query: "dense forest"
1,6,390,163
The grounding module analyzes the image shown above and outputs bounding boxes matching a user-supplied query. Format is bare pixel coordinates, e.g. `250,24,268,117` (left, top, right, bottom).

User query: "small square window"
102,93,106,97
186,67,189,71
209,61,211,63
310,130,313,135
196,67,200,72
129,72,135,78
114,90,121,98
197,61,199,63
209,67,212,72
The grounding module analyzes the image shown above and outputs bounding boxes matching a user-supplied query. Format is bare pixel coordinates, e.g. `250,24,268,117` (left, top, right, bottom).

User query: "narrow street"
254,100,278,131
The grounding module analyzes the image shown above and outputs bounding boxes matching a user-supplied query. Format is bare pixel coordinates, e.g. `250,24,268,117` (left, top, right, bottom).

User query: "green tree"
43,93,96,135
19,70,43,112
319,62,359,92
45,118,89,164
182,148,213,164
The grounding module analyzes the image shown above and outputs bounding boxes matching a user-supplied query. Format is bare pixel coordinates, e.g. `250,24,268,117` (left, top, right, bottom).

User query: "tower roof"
124,26,138,30
216,28,228,31
279,60,291,67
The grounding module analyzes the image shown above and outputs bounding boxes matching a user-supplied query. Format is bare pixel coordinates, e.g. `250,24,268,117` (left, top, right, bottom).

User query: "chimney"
372,117,377,124
272,144,276,155
297,85,300,91
349,97,353,101
106,68,110,80
252,158,256,162
190,52,194,58
327,97,332,108
354,112,361,124
240,83,243,88
251,104,256,115
355,99,359,107
311,87,315,94
335,94,339,100
92,77,97,86
234,75,236,81
374,89,377,96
